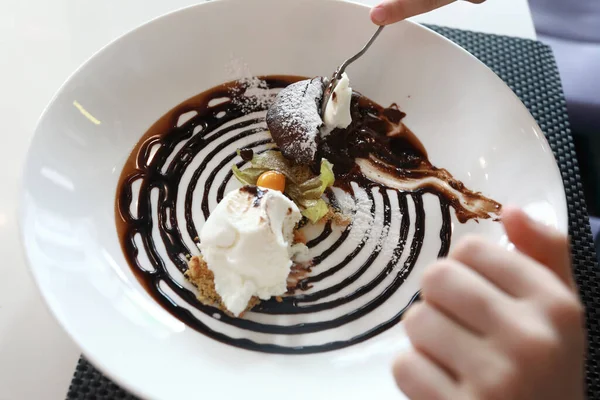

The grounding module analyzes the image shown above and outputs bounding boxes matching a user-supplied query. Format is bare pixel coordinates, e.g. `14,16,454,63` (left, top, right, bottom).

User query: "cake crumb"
321,205,352,227
185,255,259,317
293,230,307,244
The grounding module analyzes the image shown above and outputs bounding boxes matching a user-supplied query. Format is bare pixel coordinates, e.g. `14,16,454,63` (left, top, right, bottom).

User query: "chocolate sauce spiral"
116,76,496,354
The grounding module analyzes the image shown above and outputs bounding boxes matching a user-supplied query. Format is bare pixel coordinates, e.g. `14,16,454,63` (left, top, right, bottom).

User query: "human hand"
371,0,485,25
393,207,586,400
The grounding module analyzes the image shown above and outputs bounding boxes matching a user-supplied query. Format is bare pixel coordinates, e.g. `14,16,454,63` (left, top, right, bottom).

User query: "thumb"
502,206,575,290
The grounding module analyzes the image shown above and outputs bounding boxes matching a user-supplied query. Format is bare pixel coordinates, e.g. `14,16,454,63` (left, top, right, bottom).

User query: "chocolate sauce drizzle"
116,76,494,354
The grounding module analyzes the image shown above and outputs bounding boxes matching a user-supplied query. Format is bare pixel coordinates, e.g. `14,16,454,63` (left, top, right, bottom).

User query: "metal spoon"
321,25,385,117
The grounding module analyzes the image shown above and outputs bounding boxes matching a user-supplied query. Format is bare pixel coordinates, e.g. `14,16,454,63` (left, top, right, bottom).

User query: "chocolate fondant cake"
266,77,325,166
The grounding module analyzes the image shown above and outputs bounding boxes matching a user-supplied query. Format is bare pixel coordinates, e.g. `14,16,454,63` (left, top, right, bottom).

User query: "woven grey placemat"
66,25,600,400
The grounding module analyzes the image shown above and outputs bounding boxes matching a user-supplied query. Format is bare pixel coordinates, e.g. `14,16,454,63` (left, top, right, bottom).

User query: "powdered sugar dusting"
225,55,253,80
332,187,356,215
374,223,390,252
225,55,275,112
348,184,374,243
375,192,392,250
234,76,273,113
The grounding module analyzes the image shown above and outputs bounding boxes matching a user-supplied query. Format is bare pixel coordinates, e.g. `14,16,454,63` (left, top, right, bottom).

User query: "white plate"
19,0,566,399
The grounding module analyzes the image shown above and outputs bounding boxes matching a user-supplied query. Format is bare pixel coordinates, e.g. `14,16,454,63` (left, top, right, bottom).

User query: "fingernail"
371,5,388,24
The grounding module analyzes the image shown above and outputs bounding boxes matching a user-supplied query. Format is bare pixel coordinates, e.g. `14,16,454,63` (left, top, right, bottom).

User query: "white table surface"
0,0,535,399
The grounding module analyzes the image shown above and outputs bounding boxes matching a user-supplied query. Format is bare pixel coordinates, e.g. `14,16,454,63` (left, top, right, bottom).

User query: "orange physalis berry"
256,171,286,192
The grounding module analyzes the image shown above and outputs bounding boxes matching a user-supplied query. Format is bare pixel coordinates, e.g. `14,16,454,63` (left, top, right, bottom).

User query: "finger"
393,350,458,400
370,0,455,25
421,259,513,335
502,206,575,290
403,302,483,379
449,235,567,298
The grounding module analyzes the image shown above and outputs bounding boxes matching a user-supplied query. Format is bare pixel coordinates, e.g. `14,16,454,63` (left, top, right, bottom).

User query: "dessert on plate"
180,73,501,317
117,70,501,326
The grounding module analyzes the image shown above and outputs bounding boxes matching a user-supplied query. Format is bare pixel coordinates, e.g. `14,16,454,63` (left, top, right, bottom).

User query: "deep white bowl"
20,0,566,399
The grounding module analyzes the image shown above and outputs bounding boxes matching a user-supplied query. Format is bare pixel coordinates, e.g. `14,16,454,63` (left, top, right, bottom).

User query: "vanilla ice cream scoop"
199,186,304,316
321,73,353,136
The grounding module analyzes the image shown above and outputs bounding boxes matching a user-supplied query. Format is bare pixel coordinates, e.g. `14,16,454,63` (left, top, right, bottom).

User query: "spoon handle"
336,25,385,78
321,26,385,117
